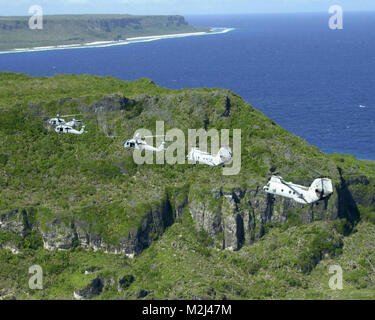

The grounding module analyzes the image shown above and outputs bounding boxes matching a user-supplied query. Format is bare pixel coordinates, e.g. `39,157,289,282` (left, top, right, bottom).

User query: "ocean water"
0,13,374,160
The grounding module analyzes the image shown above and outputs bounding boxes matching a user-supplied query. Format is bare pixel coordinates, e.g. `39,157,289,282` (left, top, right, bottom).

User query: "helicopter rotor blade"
308,168,322,177
59,114,83,118
142,135,166,138
41,113,83,118
268,166,295,178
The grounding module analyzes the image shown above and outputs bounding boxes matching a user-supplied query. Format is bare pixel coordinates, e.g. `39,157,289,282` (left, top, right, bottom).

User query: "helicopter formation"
123,133,234,167
48,114,86,135
46,114,333,205
121,132,332,204
121,133,333,205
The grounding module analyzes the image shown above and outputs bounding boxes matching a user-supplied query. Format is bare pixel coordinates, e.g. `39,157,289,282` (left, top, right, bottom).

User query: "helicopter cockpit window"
130,143,135,148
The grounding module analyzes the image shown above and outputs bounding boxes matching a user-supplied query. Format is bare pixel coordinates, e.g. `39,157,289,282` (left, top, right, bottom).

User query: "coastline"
0,27,235,55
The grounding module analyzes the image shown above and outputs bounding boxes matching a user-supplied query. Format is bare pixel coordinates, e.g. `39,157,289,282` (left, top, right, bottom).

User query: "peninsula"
0,14,210,52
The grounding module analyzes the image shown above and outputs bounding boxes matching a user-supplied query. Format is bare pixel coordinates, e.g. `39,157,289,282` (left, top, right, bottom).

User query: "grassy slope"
0,14,208,51
0,72,374,299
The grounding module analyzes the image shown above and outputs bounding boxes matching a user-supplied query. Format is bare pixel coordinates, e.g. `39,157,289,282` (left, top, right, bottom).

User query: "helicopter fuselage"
123,139,165,152
187,147,232,167
55,125,85,135
187,148,223,166
263,176,333,204
49,118,65,126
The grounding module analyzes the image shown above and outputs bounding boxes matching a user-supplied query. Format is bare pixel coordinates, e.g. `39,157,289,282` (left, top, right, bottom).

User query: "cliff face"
85,15,189,32
1,199,174,257
1,164,373,257
188,174,373,251
0,15,189,31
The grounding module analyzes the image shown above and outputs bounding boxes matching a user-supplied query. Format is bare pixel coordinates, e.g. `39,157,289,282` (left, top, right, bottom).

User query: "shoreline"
0,27,235,55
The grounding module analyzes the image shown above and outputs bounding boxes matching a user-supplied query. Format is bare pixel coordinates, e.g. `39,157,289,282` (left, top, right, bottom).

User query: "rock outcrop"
187,170,372,251
74,277,104,300
0,169,372,255
0,199,175,257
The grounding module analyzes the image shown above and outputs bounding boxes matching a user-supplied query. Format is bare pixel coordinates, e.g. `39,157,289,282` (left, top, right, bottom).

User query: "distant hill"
0,14,208,51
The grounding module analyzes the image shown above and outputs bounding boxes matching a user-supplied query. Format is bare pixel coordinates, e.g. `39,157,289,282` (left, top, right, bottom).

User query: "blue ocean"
0,13,374,160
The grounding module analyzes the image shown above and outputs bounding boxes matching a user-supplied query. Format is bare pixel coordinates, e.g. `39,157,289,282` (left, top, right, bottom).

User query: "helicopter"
263,173,333,205
123,133,166,152
187,146,232,167
55,124,86,135
48,114,83,128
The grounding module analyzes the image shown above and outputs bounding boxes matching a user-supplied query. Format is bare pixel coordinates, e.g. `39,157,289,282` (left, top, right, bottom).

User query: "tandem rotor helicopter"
263,169,333,205
187,146,233,167
123,133,166,152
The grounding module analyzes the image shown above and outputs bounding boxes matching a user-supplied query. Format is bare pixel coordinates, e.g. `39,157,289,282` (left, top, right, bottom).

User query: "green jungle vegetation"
0,72,374,299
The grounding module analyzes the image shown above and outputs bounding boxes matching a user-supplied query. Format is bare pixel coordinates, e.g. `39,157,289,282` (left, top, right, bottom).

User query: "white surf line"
0,27,235,55
126,31,208,41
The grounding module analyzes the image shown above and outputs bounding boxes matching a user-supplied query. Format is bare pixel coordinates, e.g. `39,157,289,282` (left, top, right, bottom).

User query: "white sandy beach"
126,31,208,41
